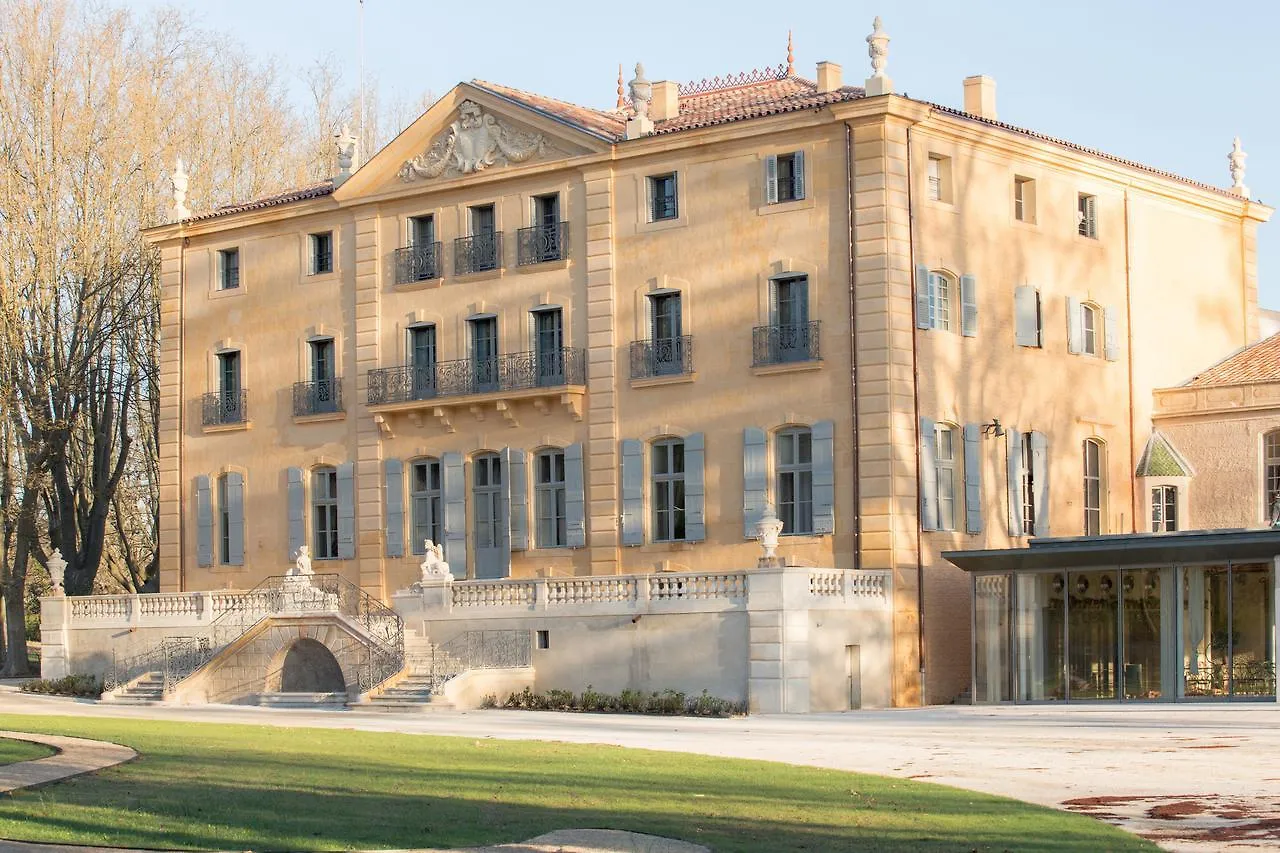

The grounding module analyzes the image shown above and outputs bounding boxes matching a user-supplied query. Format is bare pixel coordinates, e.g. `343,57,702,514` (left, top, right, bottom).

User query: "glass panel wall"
1230,563,1275,698
1122,569,1164,699
974,574,1011,703
1067,570,1118,699
1183,566,1230,697
1015,573,1065,701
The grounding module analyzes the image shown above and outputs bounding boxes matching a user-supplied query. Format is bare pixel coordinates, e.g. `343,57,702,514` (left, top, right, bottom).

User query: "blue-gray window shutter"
1014,286,1040,347
791,150,805,200
812,420,836,535
505,447,528,551
196,474,213,567
919,417,938,531
1066,296,1083,354
287,466,305,560
385,459,404,558
765,154,779,204
1030,431,1050,537
1103,305,1120,362
960,274,978,338
565,442,586,548
442,452,466,576
1006,425,1024,536
915,265,933,329
620,439,644,545
963,424,982,534
685,433,706,541
336,462,355,559
742,427,768,538
226,472,245,566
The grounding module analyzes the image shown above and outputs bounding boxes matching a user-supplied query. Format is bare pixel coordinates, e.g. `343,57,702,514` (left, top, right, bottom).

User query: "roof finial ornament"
1228,136,1250,198
625,63,655,140
616,64,625,109
864,15,893,96
786,30,794,76
334,123,359,185
170,157,189,221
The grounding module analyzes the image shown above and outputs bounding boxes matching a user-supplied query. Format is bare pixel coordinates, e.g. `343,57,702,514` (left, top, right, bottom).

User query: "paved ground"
1,688,1277,851
0,730,135,793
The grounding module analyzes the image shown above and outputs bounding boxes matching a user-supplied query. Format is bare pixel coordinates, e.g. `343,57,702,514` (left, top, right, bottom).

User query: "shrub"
495,685,742,718
20,674,102,699
544,688,575,711
617,688,646,713
479,693,498,709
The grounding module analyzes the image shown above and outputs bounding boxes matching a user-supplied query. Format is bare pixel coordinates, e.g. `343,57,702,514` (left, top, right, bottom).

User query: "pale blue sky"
126,0,1280,306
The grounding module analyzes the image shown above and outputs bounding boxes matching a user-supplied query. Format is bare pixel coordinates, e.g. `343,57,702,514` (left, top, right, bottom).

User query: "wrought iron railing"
454,232,502,275
104,573,404,696
752,321,821,366
292,378,342,416
367,347,585,405
394,242,442,283
630,336,693,379
201,390,247,426
516,221,568,265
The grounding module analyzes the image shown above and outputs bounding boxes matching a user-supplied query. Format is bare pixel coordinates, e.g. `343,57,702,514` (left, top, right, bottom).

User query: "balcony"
516,221,568,266
630,336,693,380
454,232,502,275
202,390,247,427
752,321,821,367
293,378,343,417
394,243,442,283
368,348,586,416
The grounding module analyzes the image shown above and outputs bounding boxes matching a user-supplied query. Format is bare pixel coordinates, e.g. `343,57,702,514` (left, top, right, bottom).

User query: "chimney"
816,61,843,94
651,81,680,121
963,75,997,120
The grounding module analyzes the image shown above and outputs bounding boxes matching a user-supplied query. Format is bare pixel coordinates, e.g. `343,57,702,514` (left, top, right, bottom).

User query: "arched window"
409,458,442,554
1264,430,1280,518
535,448,567,547
1080,303,1100,356
934,423,958,531
651,438,686,542
775,427,813,535
927,272,953,332
1083,439,1104,535
312,466,339,559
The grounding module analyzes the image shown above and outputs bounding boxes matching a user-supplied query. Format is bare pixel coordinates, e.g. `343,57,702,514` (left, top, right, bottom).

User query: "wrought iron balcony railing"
630,336,694,380
367,347,585,405
293,378,343,416
516,221,568,266
394,242,442,283
752,321,821,367
454,232,502,275
202,390,247,426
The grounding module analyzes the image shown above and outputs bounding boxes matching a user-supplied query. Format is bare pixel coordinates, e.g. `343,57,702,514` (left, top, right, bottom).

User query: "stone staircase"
363,631,462,712
103,671,165,704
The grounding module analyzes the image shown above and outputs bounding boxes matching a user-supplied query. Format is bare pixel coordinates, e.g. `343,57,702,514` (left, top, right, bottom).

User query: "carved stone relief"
398,100,551,182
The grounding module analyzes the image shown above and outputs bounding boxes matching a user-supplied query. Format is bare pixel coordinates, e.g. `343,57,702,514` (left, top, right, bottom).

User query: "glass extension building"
945,530,1278,703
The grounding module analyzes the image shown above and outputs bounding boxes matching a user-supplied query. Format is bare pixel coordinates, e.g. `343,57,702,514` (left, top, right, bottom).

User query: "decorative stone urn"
47,549,67,596
754,506,786,568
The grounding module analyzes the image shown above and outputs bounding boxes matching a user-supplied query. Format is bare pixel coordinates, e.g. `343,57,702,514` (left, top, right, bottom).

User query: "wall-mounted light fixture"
981,418,1006,438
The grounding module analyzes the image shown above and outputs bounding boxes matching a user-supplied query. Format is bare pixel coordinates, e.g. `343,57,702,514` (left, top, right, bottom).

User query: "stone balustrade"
60,589,262,628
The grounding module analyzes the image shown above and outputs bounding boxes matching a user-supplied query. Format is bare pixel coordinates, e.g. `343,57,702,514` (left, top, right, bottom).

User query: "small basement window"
535,630,550,650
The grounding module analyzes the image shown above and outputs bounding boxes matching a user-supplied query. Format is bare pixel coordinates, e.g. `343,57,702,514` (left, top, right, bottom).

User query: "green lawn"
0,714,1156,853
0,735,54,765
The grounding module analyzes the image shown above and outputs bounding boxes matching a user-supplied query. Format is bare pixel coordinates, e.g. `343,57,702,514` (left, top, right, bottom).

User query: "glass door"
470,317,498,393
534,309,563,386
472,453,506,578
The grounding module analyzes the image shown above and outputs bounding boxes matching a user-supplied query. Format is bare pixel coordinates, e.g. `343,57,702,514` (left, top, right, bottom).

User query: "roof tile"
1185,333,1280,387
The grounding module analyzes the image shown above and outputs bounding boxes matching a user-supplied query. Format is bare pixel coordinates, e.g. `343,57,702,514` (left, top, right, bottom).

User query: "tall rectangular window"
313,467,339,559
1083,439,1103,535
217,474,231,565
470,203,496,236
410,214,435,247
1014,177,1036,223
410,458,442,554
1081,303,1099,357
1151,485,1178,532
776,428,813,535
535,449,567,548
649,291,683,376
533,308,564,385
534,193,560,227
1021,433,1036,534
648,173,678,221
470,316,499,392
1078,193,1097,238
935,424,957,531
652,439,685,542
409,324,437,399
310,338,334,382
217,351,240,397
218,248,240,290
927,155,951,203
927,272,953,332
465,204,499,273
768,152,805,203
770,276,811,363
310,231,333,275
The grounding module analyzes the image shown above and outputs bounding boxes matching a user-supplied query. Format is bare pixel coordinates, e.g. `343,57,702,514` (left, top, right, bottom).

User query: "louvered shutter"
1007,426,1024,536
196,474,213,567
506,447,528,551
287,466,305,560
684,433,706,542
1066,296,1083,354
765,154,779,204
1103,305,1120,362
620,439,644,545
963,424,982,533
1030,431,1050,537
1014,286,1040,347
791,150,805,200
919,417,938,531
960,274,978,337
915,265,933,329
742,427,768,538
336,462,355,559
385,459,404,557
442,452,466,576
226,472,245,566
812,420,836,534
565,442,586,548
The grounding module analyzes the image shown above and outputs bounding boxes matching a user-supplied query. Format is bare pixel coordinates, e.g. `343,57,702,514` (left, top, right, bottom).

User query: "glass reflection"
1015,573,1065,701
1230,564,1276,697
1183,566,1229,697
1067,570,1118,699
975,575,1011,703
1122,569,1163,699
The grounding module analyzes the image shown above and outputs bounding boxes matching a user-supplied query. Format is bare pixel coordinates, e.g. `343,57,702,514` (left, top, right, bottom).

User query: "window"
217,474,232,565
457,204,499,274
312,466,339,559
652,439,685,541
1083,439,1104,535
407,324,437,399
1151,485,1178,532
1021,433,1036,534
310,338,334,382
470,316,499,392
1014,286,1042,347
648,173,678,221
302,338,338,415
535,449,567,547
927,155,951,203
206,350,244,426
1014,177,1036,223
533,308,564,385
536,630,550,650
522,193,564,263
218,248,240,290
217,351,240,397
400,215,439,282
1265,431,1280,517
410,458,442,554
472,452,504,557
764,276,812,363
927,272,953,332
1081,303,1099,356
934,424,958,531
766,152,805,204
1078,193,1097,238
647,291,684,376
410,214,435,247
776,428,813,535
310,231,333,275
470,203,496,236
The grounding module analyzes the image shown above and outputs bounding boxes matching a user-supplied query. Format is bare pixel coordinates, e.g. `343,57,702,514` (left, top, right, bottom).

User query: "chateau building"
141,22,1271,706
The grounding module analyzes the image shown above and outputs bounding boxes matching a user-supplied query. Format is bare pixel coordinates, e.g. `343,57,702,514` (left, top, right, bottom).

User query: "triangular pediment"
335,84,610,200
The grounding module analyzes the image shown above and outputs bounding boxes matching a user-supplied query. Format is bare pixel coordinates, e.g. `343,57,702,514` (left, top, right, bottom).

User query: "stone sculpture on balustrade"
282,545,337,612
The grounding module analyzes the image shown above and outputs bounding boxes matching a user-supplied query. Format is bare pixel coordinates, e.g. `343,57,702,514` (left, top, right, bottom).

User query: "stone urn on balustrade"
754,506,786,568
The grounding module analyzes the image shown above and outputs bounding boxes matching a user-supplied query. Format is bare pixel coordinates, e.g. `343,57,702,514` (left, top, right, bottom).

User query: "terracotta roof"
185,180,335,223
1185,333,1280,386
